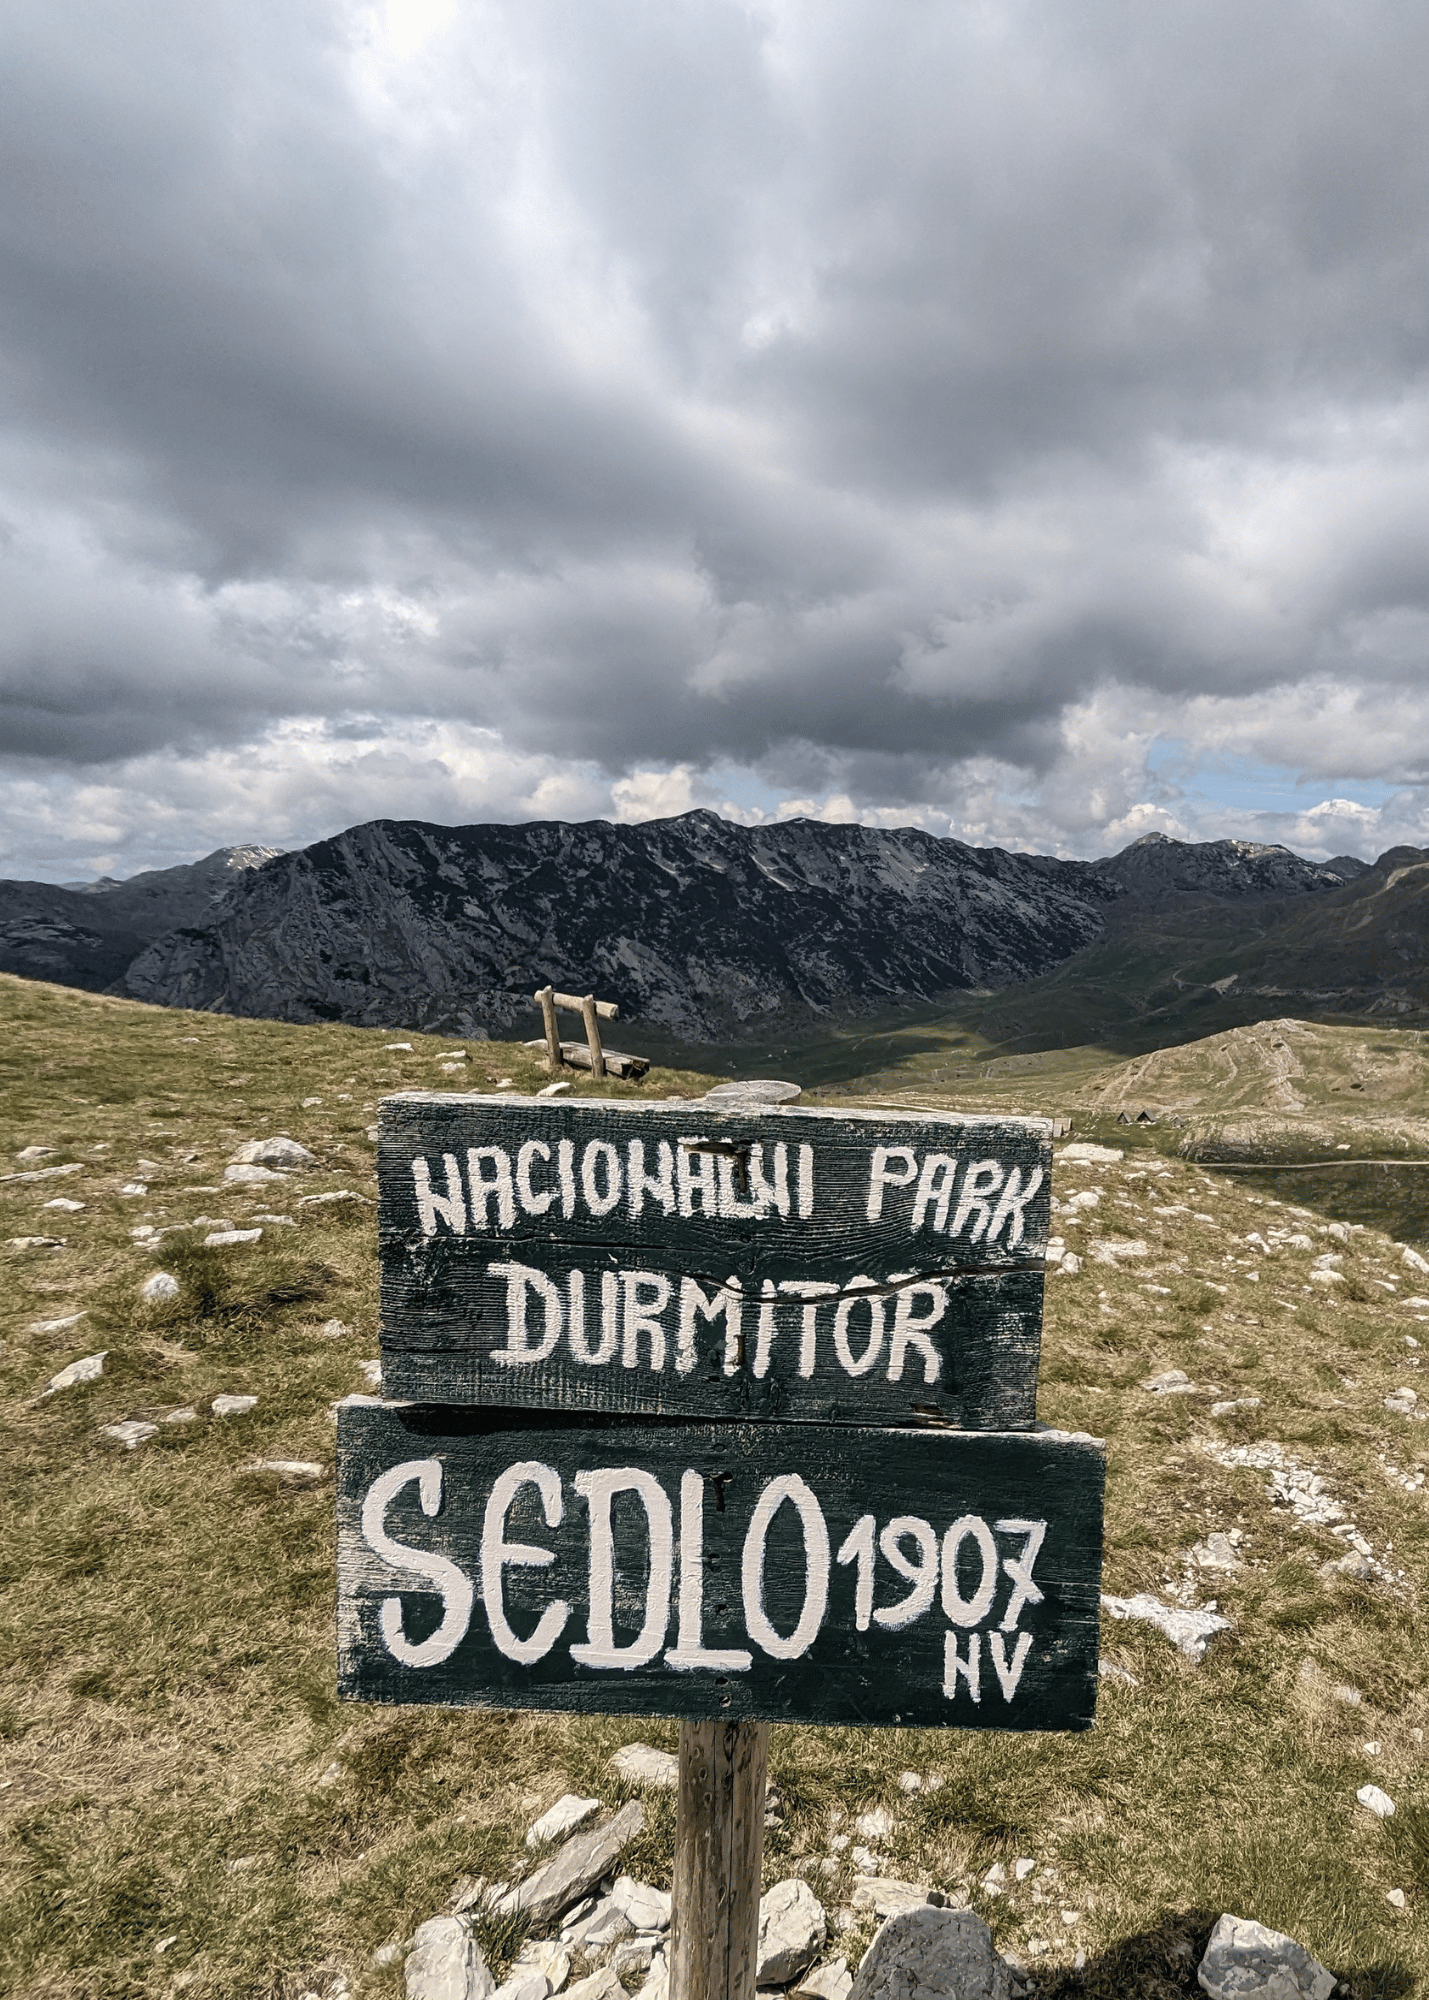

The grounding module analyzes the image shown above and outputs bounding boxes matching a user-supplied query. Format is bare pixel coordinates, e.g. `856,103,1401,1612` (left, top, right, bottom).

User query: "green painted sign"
337,1404,1104,1730
377,1096,1051,1429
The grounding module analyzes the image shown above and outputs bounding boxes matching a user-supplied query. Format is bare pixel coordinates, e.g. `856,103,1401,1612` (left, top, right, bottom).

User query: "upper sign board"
377,1096,1051,1428
336,1403,1103,1730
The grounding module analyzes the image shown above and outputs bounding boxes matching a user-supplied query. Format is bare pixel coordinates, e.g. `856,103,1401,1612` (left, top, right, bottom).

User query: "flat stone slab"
610,1743,679,1790
851,1879,931,1920
1196,1913,1334,2000
498,1801,646,1926
756,1878,826,1986
405,1916,495,2000
527,1795,601,1848
1101,1591,1231,1662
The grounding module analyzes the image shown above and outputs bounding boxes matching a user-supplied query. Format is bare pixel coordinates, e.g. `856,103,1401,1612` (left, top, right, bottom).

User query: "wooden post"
671,1719,768,2000
580,994,607,1080
535,986,562,1073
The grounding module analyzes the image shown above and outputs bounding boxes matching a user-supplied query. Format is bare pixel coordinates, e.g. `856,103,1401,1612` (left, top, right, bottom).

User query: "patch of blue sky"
1144,740,1395,815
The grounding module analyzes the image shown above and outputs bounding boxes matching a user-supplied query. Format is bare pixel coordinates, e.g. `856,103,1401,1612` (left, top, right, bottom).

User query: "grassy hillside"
1,976,1427,1997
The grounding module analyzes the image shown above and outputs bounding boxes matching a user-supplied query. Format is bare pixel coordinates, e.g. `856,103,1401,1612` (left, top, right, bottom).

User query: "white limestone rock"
1196,1913,1334,1999
212,1393,258,1417
1357,1784,1395,1818
241,1459,326,1482
499,1800,646,1925
492,1971,549,2000
1058,1143,1123,1164
851,1880,930,1920
204,1227,262,1246
612,1938,659,1979
641,1948,668,2000
27,1311,86,1333
224,1164,285,1184
515,1941,570,1992
231,1136,317,1169
609,1877,672,1932
610,1742,679,1789
404,1915,495,2000
560,1971,625,2000
757,1878,827,1986
854,1806,897,1844
140,1271,180,1302
103,1419,158,1449
848,1906,1010,2000
1142,1369,1194,1394
41,1352,107,1395
1101,1592,1231,1661
792,1957,852,2000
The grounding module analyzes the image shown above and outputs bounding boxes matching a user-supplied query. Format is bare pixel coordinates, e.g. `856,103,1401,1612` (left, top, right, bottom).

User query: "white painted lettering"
467,1146,517,1230
950,1159,1004,1241
994,1517,1047,1628
515,1139,554,1217
986,1166,1045,1248
832,1280,885,1376
480,1460,569,1664
716,1152,761,1220
665,1470,753,1672
570,1469,674,1670
941,1515,999,1626
866,1145,917,1222
741,1475,830,1661
751,1279,781,1378
566,1268,619,1365
412,1154,466,1237
678,1275,741,1378
797,1144,814,1219
488,1260,563,1364
911,1152,958,1232
676,1140,718,1218
557,1138,576,1220
750,1142,790,1219
989,1629,1033,1700
581,1140,622,1218
835,1514,876,1630
874,1515,939,1630
362,1458,474,1669
943,1629,981,1702
627,1139,676,1219
780,1279,838,1377
887,1277,946,1382
621,1271,670,1370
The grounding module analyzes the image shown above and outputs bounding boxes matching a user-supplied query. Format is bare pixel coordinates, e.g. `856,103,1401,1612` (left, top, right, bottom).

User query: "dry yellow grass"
0,975,1425,1998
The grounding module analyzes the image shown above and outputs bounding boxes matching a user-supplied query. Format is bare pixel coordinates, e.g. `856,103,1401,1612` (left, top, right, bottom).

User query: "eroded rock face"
120,811,1124,1038
848,1907,1010,2000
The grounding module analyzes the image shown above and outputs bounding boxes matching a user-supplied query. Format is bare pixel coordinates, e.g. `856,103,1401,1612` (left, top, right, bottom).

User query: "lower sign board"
336,1403,1104,1731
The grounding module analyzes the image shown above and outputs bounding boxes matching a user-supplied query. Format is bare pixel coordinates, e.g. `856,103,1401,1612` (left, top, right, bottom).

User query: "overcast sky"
5,0,1429,880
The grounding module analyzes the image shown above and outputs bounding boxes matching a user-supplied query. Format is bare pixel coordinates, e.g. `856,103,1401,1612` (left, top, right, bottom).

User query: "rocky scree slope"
110,814,1351,1041
0,845,283,993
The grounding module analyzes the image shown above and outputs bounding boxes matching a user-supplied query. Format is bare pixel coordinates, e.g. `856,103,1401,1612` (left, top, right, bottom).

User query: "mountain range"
3,810,1403,1046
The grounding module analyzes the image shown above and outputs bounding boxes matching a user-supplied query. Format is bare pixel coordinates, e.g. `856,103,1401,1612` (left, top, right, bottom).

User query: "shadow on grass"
1026,1907,1414,2000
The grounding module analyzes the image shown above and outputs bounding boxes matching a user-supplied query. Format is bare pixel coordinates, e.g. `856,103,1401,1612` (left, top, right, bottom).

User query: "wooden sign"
336,1403,1103,1732
377,1096,1051,1429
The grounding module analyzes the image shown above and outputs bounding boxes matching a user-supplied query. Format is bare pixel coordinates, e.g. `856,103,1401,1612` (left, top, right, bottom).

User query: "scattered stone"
1211,1398,1261,1417
610,1742,679,1789
1,1162,83,1184
515,1941,570,1991
560,1895,628,1951
316,1761,345,1788
493,1971,549,2000
385,1043,414,1051
851,1845,879,1872
526,1795,601,1849
43,1197,85,1212
241,1459,326,1483
1014,1859,1036,1882
854,1805,897,1844
140,1271,181,1302
27,1311,87,1333
1333,1686,1362,1706
1188,1533,1243,1572
231,1137,317,1168
559,1971,623,2000
641,1947,669,2000
850,1879,929,1920
1357,1784,1395,1818
1098,1658,1140,1686
1100,1591,1231,1661
16,1145,55,1162
103,1420,158,1449
793,1958,852,2000
1142,1368,1194,1394
1387,1889,1407,1910
537,1081,573,1097
1384,1388,1424,1420
1196,1914,1333,2000
253,1212,296,1226
895,1771,923,1795
1059,1143,1123,1164
204,1228,262,1247
848,1905,1010,2000
611,1877,672,1931
164,1408,198,1424
373,1941,405,1968
1403,1247,1429,1275
8,1235,66,1249
297,1189,370,1206
211,1394,258,1417
498,1800,645,1924
360,1358,382,1388
119,1184,148,1197
41,1352,107,1395
404,1914,495,2000
612,1939,658,1979
319,1319,352,1338
224,1163,285,1184
1092,1238,1149,1264
756,1878,826,1986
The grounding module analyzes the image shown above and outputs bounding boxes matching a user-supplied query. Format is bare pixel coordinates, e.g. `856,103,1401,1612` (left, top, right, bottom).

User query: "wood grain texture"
336,1404,1103,1730
671,1721,767,2000
378,1096,1051,1428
